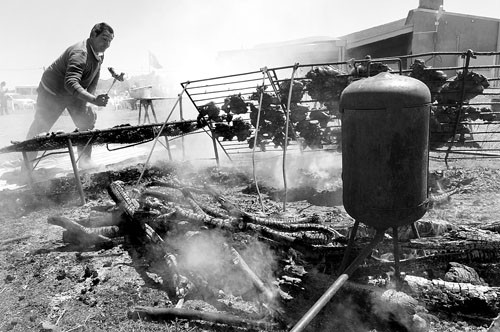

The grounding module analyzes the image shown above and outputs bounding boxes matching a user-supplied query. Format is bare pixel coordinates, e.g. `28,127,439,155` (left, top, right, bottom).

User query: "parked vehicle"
6,93,36,111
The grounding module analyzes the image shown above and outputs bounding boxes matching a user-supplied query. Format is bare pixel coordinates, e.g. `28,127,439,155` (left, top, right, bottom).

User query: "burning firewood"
48,215,115,248
225,243,278,304
75,210,123,228
128,306,281,330
203,183,321,224
403,274,500,320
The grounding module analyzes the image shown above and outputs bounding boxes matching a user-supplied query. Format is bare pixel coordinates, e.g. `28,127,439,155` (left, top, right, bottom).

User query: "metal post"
164,137,172,161
392,226,401,284
179,94,185,160
67,139,86,205
149,100,159,123
138,100,142,125
282,63,299,212
207,122,220,166
445,49,474,166
144,101,151,123
21,152,34,188
411,222,421,238
338,219,360,274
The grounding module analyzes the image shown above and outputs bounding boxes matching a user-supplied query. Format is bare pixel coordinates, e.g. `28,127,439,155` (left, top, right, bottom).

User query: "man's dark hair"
90,22,114,38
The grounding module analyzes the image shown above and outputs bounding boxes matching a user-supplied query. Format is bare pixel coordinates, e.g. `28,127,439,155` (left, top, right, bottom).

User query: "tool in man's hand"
106,67,125,95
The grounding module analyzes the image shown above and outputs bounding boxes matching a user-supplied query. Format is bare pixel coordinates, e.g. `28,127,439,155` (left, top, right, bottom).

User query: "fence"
180,49,500,165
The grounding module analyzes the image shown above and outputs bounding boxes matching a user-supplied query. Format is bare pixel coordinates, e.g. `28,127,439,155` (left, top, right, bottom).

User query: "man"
0,81,7,115
25,22,114,169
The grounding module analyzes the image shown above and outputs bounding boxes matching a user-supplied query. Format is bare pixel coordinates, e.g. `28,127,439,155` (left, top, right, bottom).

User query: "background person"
0,81,8,115
25,22,114,170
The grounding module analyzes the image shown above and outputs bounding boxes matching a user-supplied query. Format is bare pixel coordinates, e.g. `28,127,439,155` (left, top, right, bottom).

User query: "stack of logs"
47,178,500,331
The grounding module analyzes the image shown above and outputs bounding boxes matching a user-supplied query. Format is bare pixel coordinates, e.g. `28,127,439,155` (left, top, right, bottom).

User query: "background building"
216,0,500,78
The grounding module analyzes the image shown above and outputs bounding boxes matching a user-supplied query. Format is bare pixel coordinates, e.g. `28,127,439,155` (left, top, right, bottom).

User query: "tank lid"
340,72,431,110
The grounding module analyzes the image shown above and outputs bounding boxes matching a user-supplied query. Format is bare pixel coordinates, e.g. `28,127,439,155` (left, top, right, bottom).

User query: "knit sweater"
40,38,102,97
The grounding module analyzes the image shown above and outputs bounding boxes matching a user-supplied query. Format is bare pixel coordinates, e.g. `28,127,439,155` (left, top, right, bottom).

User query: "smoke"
171,230,279,298
234,150,343,191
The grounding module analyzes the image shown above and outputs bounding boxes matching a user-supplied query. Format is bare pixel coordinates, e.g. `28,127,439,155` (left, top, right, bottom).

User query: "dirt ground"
0,151,499,332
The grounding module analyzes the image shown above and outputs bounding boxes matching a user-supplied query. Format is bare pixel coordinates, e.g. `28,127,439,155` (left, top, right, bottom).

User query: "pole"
179,94,185,160
66,139,86,205
282,63,299,212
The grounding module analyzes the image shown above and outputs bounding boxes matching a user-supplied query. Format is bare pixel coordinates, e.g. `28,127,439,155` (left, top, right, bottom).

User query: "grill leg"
144,102,151,123
67,139,86,205
164,137,172,160
149,101,158,123
138,101,143,124
21,152,34,188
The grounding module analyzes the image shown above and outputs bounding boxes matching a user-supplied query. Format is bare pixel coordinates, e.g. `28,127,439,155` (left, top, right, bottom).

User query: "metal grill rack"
0,121,201,154
0,120,204,205
181,49,500,165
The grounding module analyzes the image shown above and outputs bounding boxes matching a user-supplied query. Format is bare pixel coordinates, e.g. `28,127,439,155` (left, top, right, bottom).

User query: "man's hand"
94,94,109,107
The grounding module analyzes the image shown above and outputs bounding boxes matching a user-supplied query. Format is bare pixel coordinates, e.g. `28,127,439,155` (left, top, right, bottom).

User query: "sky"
1,0,500,92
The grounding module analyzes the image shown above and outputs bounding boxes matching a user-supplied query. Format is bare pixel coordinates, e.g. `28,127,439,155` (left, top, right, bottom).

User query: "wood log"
225,243,277,304
141,188,185,205
107,181,140,219
127,306,280,330
204,183,320,224
76,210,123,228
173,206,240,230
48,216,113,247
403,275,500,319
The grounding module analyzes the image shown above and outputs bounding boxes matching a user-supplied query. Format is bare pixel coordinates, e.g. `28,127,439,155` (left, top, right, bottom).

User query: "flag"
148,51,163,69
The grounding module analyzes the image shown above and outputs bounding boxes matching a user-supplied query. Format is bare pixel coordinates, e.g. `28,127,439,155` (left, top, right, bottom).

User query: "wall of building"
408,9,500,73
215,40,340,74
214,4,500,77
347,33,413,60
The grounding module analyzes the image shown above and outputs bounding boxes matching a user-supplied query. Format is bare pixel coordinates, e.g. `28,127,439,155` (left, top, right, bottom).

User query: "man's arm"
64,51,107,106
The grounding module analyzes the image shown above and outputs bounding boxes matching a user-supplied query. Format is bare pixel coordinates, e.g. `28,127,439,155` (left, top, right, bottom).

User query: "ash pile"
43,164,500,332
45,165,348,331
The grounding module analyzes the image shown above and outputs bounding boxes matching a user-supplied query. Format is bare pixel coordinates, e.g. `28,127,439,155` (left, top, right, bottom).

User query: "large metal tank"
340,72,431,230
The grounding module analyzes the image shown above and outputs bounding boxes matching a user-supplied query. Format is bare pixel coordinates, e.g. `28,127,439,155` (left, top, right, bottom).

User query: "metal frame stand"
138,99,159,124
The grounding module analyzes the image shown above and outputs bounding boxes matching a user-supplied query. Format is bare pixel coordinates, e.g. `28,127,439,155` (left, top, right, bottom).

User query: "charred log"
48,215,114,248
404,275,500,319
128,306,281,330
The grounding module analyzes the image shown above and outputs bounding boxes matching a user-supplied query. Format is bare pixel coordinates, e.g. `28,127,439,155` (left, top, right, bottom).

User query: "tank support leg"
338,219,359,274
411,222,421,238
393,226,401,288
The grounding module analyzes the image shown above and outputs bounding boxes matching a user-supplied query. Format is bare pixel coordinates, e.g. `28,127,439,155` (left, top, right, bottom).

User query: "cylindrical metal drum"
340,72,431,230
